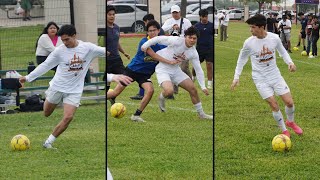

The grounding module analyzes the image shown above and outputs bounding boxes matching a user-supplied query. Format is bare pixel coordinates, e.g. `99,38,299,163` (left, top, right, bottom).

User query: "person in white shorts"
231,14,303,138
141,26,213,120
19,24,106,149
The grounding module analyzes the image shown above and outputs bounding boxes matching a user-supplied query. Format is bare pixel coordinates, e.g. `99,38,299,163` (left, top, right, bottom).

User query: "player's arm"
191,53,208,95
145,48,180,65
20,49,60,83
141,36,176,51
231,42,250,91
107,73,133,85
275,36,295,72
118,42,130,60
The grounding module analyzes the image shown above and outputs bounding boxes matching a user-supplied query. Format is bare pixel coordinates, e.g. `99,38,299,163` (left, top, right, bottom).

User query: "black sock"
134,109,142,116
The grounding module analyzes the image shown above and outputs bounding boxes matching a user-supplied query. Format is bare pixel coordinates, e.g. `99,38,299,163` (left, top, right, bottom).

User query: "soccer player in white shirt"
19,24,106,149
231,14,303,138
141,26,213,120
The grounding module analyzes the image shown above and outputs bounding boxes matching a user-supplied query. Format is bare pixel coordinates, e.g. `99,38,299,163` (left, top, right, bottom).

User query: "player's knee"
163,89,174,97
63,114,74,123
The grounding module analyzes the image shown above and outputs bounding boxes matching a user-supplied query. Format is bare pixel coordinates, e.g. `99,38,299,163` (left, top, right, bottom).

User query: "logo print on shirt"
173,52,187,62
67,53,85,73
258,45,274,63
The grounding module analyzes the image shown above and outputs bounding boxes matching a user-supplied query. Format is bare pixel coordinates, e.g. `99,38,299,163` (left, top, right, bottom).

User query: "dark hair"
35,21,60,50
246,14,267,28
184,26,200,38
298,12,304,16
146,20,160,30
143,14,155,22
313,15,318,19
199,9,208,17
57,24,76,36
107,5,116,13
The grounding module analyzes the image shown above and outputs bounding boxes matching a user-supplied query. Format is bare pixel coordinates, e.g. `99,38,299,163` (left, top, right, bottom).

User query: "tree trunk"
180,0,187,18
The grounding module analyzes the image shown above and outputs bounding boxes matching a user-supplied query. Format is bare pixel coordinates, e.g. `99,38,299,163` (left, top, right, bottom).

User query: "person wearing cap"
161,5,193,94
220,10,229,41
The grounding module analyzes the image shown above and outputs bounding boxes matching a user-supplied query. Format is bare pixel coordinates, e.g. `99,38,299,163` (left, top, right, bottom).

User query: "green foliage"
107,37,213,179
0,103,105,179
215,21,320,179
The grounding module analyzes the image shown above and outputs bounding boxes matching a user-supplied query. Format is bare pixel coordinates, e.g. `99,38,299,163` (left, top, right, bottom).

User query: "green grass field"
107,37,213,179
215,21,320,179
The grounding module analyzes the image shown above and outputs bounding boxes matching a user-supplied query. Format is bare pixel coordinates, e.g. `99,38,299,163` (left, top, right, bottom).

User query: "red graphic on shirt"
258,45,274,63
68,53,84,71
173,52,187,62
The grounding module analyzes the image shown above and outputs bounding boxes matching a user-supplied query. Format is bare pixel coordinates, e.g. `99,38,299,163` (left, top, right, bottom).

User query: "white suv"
112,3,147,33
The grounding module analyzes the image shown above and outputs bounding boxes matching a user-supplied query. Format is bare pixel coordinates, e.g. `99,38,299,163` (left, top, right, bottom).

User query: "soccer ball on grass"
301,51,307,56
11,134,30,151
272,134,291,152
110,102,126,118
293,47,299,51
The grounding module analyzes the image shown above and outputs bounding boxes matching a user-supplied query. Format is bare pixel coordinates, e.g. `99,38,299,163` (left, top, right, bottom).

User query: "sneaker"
131,115,146,122
130,94,143,100
158,96,166,112
199,113,213,120
308,55,315,58
166,95,175,100
282,130,291,138
43,142,57,149
207,84,212,89
286,121,303,135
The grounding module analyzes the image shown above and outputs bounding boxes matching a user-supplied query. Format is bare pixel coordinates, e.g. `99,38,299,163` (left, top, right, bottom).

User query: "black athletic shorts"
197,48,213,63
106,57,125,74
301,31,306,39
123,67,152,88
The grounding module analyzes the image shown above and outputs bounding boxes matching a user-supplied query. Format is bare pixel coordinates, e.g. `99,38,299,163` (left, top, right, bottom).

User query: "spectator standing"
20,0,32,21
278,15,292,53
220,10,229,41
266,13,277,33
309,15,319,58
296,12,308,51
214,10,219,37
193,9,213,89
35,21,63,71
306,15,313,57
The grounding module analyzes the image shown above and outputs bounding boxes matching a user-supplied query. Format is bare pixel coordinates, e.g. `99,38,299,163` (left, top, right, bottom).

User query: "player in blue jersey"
107,20,180,122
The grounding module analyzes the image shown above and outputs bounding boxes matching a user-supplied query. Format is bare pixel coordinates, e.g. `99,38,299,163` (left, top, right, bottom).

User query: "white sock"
285,105,295,122
194,102,204,115
107,167,113,180
208,80,212,86
159,92,165,99
272,110,287,131
45,134,56,144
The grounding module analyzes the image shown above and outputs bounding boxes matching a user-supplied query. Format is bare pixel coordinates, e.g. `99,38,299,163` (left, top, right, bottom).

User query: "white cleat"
43,142,57,149
199,113,213,120
131,115,146,122
158,96,166,112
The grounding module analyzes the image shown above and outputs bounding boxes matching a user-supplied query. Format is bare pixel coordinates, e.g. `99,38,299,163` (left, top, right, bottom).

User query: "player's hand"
202,88,209,96
124,53,130,60
288,63,296,72
112,75,133,86
19,76,26,84
107,51,110,56
230,79,239,91
141,46,147,52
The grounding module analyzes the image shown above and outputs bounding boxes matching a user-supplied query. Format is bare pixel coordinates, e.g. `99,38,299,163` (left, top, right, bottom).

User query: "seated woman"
35,21,63,71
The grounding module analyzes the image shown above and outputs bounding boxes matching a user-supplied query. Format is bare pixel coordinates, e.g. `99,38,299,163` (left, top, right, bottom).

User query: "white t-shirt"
35,34,63,56
214,14,219,29
221,14,229,26
233,32,293,83
161,17,192,36
26,40,105,93
278,19,291,33
141,36,206,90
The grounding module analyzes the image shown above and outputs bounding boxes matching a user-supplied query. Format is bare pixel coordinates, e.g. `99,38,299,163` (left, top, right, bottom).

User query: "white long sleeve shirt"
161,17,192,37
234,32,293,83
35,34,63,56
26,40,105,93
141,36,206,90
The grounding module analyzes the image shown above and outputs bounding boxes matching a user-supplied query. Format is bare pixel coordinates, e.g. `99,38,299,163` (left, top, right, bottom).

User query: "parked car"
161,0,212,16
107,0,141,5
186,4,213,25
227,9,242,20
112,3,147,33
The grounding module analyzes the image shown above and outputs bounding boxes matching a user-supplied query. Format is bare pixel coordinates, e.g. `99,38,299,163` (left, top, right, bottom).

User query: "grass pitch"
215,21,320,179
107,37,213,179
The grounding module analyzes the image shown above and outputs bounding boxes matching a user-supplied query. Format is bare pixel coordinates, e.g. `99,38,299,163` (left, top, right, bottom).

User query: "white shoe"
308,55,315,58
199,113,213,120
43,142,57,149
131,115,146,122
214,34,218,37
158,96,166,112
207,84,212,89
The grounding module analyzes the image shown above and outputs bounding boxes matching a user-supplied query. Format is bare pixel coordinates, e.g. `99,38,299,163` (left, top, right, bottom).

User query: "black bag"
19,94,44,112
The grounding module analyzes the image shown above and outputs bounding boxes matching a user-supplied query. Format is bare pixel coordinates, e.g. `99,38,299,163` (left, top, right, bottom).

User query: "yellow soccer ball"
272,134,292,152
11,134,30,151
301,51,307,56
110,102,126,118
293,47,299,51
309,52,313,56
